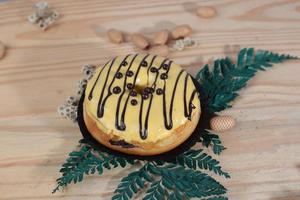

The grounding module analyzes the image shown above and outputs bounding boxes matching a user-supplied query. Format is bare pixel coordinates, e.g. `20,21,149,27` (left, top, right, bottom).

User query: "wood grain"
0,0,300,199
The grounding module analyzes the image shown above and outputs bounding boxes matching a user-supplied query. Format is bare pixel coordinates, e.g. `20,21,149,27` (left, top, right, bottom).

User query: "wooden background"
0,0,300,199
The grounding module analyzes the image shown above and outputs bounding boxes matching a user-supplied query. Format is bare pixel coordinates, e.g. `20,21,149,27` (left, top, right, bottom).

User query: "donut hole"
134,76,149,94
134,85,146,94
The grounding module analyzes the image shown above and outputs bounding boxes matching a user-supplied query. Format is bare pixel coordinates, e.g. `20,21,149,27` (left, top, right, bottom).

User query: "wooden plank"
0,0,299,199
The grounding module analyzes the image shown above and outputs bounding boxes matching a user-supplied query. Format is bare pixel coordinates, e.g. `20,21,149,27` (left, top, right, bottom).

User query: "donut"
83,54,201,156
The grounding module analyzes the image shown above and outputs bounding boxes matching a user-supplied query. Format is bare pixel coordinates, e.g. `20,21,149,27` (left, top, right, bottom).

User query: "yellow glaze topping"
84,54,201,143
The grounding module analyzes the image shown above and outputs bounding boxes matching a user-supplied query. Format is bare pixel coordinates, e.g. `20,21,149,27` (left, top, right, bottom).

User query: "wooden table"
1,0,300,199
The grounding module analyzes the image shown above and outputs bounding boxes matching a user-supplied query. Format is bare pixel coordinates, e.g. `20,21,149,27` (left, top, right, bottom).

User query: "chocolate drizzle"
88,60,111,100
87,55,199,140
162,69,184,130
115,54,139,130
187,90,197,120
109,139,135,148
146,55,158,85
183,74,189,118
97,55,131,118
139,59,169,139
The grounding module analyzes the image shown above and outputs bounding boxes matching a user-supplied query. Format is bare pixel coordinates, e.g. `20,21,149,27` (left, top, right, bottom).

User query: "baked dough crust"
83,101,200,155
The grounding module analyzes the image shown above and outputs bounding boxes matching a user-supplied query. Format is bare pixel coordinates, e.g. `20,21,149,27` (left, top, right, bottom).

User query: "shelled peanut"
171,25,192,39
153,30,169,45
105,24,195,57
149,45,169,57
196,6,217,18
107,29,124,44
131,33,150,50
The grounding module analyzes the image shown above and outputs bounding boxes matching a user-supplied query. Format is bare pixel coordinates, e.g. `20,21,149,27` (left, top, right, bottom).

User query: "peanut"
210,115,235,132
131,33,150,50
107,29,124,44
171,24,192,39
153,30,169,45
149,45,169,57
196,6,217,18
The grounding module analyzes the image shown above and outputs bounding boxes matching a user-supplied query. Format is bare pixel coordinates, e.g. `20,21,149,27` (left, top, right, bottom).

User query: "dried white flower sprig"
58,65,96,122
171,37,198,51
28,2,60,30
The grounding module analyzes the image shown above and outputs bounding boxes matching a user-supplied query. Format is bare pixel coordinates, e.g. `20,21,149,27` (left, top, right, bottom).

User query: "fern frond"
146,163,227,199
201,196,228,200
168,191,185,200
143,180,167,200
53,143,134,193
196,48,297,113
112,163,152,200
174,149,230,178
52,145,92,193
200,130,226,155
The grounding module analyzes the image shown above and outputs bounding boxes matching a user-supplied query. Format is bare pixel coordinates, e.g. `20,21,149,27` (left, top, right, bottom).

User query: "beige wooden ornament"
210,115,235,132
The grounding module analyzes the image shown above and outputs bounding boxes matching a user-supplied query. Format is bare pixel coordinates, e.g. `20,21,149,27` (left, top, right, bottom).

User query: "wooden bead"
196,6,217,18
107,29,124,44
0,41,6,59
131,33,150,50
171,24,192,39
210,115,235,132
149,45,169,57
153,30,169,45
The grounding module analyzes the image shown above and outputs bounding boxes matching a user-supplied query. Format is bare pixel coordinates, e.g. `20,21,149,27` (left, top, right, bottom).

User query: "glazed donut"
83,54,201,156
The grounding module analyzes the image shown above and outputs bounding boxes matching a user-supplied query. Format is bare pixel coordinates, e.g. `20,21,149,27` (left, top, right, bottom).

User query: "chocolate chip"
150,67,158,73
126,83,133,90
126,70,134,77
145,87,155,93
130,90,137,97
163,63,169,70
142,93,149,99
144,87,152,94
122,61,128,66
115,72,123,79
113,86,121,94
131,99,138,106
141,61,148,67
160,73,168,80
156,88,163,95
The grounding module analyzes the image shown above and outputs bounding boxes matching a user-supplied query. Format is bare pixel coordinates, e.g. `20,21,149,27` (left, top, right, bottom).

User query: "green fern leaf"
200,130,226,155
174,149,230,178
146,163,227,199
53,142,134,193
168,191,184,200
113,163,152,200
196,48,297,113
143,180,166,200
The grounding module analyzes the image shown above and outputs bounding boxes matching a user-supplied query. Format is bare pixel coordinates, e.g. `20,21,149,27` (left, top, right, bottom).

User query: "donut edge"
83,100,201,156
